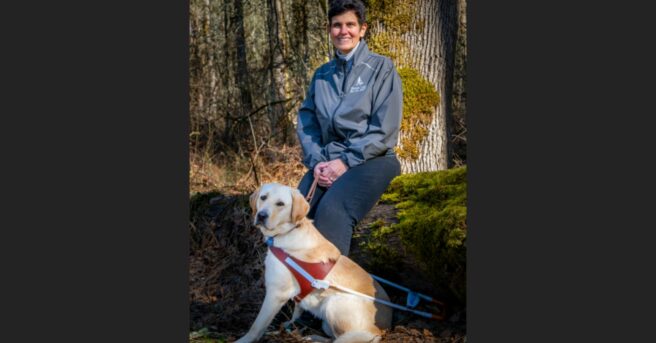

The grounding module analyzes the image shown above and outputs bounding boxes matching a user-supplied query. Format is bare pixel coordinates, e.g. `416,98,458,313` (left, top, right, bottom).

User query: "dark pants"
298,155,401,255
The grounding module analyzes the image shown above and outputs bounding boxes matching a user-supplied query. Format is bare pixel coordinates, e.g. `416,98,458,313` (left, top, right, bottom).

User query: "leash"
265,237,446,320
371,275,446,313
328,283,442,320
370,274,446,320
305,178,318,203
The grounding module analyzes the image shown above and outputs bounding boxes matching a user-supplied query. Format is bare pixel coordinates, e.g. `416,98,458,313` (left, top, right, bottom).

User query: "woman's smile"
329,10,367,54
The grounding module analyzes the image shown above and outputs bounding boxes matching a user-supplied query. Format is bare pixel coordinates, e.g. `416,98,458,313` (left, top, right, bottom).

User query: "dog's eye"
276,201,284,206
260,195,267,201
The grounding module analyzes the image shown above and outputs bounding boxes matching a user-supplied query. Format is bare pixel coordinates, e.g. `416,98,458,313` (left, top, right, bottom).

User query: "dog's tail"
333,331,381,343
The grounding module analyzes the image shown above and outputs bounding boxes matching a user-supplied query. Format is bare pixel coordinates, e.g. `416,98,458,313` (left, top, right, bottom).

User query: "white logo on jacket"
349,76,366,93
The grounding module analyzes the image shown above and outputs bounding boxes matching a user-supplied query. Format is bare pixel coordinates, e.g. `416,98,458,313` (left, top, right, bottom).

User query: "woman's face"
329,10,367,55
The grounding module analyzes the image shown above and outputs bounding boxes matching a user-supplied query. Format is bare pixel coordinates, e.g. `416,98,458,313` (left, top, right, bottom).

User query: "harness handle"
267,238,446,321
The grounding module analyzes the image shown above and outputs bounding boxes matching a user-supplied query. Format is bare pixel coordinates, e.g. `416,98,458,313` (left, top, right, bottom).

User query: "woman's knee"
313,198,356,230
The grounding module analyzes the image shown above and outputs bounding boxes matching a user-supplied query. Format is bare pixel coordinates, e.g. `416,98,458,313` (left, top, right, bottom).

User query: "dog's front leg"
235,292,288,343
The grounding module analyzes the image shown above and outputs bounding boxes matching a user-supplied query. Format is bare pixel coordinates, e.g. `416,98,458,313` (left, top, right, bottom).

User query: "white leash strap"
329,283,434,319
284,254,433,318
284,257,330,289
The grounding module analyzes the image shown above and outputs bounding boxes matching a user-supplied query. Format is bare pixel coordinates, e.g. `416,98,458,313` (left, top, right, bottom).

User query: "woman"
297,0,403,256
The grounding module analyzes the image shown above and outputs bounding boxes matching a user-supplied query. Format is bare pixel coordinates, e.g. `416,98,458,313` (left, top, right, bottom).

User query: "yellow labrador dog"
235,183,392,343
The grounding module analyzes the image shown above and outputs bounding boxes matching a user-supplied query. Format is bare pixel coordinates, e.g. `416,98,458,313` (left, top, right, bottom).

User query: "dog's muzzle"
255,211,268,226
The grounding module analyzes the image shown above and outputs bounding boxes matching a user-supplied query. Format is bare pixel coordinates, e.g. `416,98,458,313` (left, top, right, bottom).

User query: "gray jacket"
296,41,403,170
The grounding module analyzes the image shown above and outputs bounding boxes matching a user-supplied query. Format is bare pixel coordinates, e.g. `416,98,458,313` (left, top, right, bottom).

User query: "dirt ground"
189,193,466,342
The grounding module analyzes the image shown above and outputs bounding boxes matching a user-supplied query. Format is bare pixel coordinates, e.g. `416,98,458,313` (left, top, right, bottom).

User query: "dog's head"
249,183,310,237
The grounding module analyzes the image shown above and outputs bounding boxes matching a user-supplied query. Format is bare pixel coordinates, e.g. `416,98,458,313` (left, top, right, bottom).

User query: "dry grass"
190,144,307,196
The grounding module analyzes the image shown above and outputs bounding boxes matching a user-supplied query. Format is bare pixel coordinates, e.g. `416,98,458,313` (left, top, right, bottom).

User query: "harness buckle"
312,279,330,290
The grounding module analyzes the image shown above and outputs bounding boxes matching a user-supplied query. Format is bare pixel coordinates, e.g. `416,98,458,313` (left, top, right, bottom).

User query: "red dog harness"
268,245,337,302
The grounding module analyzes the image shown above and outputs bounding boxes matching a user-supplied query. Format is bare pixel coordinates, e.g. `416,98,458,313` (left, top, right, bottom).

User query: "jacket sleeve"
339,61,403,168
296,72,327,170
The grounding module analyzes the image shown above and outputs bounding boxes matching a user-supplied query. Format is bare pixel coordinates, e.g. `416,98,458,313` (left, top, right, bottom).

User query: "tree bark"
266,0,292,144
369,0,459,173
233,0,254,153
402,0,457,173
223,0,232,145
450,0,468,166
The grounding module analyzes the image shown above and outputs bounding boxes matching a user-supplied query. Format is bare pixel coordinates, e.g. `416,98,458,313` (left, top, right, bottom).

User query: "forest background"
189,0,467,194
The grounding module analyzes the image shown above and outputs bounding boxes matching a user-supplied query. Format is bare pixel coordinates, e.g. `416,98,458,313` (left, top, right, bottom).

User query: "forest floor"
189,148,466,342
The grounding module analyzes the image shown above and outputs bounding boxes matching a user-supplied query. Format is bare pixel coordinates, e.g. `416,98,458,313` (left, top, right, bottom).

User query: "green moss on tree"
396,68,440,160
380,166,467,304
367,0,418,34
367,32,398,62
366,0,439,161
367,0,417,63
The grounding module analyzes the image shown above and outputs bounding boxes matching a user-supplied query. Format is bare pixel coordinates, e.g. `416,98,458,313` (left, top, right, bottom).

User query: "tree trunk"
368,0,459,173
266,0,292,144
223,0,233,145
233,0,253,153
450,0,468,166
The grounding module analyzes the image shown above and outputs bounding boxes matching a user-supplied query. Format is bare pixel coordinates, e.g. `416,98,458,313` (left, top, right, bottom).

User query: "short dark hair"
328,0,367,25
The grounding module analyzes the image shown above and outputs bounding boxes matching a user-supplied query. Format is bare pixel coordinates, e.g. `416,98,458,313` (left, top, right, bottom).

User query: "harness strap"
264,238,445,320
268,244,335,302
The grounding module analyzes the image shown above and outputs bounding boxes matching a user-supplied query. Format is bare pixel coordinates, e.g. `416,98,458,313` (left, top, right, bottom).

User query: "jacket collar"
334,40,370,68
336,40,360,61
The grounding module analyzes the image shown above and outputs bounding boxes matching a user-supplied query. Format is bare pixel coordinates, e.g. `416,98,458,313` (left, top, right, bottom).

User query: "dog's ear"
249,186,261,216
291,189,310,224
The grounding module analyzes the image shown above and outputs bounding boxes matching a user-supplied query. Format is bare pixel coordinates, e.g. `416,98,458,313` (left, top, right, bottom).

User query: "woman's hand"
313,162,330,187
314,159,348,188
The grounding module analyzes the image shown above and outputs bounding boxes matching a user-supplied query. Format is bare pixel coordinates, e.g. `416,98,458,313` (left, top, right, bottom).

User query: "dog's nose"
256,211,268,224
